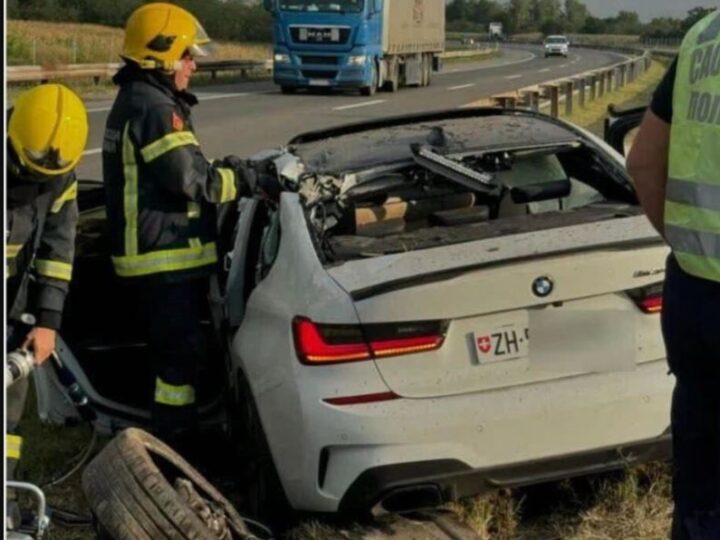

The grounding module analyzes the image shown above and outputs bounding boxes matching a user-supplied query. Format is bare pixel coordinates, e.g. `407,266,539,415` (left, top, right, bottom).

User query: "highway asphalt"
76,45,630,180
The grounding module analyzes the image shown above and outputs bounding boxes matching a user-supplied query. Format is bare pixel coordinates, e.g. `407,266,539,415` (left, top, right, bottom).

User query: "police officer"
627,11,720,540
6,84,88,497
103,3,254,445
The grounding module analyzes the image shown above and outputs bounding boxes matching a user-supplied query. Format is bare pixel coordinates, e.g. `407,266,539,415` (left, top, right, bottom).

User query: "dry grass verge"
7,19,271,66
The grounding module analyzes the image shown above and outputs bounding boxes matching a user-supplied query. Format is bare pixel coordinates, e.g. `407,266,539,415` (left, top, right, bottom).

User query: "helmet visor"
24,147,73,175
189,21,215,57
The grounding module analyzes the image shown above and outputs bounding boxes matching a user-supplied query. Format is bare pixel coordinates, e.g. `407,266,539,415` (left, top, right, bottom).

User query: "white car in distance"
545,35,570,57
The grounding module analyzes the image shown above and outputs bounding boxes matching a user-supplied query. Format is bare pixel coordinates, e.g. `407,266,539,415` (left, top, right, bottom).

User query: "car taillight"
293,317,447,365
628,283,663,314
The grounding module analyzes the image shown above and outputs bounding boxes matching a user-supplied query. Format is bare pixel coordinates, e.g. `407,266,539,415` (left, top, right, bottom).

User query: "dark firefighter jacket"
6,152,78,330
102,64,246,281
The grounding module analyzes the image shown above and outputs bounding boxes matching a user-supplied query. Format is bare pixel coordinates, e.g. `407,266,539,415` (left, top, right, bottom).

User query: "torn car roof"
290,112,580,174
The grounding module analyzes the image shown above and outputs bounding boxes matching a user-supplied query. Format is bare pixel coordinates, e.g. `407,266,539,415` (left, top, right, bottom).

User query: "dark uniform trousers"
137,277,210,442
663,256,720,539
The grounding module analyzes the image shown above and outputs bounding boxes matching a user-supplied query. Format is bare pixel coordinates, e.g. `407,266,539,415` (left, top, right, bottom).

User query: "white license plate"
309,79,330,86
475,324,529,363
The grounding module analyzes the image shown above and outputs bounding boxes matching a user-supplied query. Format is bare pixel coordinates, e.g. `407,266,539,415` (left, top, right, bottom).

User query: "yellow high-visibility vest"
665,11,720,282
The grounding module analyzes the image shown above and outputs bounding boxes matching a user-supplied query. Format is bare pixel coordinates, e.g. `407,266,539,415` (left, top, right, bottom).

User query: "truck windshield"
280,0,364,12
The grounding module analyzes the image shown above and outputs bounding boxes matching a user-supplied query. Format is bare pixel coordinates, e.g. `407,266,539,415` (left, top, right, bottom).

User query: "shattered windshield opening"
280,0,364,13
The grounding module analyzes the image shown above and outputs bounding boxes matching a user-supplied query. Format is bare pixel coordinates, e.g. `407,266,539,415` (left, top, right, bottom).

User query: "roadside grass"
7,20,271,66
7,19,273,101
13,384,98,540
444,50,501,64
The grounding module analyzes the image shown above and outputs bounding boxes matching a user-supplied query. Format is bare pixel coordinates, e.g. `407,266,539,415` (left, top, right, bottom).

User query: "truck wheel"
280,86,296,95
425,54,433,87
421,55,429,87
360,64,378,96
82,428,255,540
383,61,399,92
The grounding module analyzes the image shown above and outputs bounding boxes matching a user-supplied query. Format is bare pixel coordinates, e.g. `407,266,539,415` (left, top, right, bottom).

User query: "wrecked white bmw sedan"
38,108,672,516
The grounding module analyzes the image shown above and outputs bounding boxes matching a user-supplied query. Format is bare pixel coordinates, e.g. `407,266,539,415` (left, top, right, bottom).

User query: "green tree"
683,6,718,33
609,10,643,35
508,0,532,33
532,0,561,26
642,17,684,39
564,0,588,33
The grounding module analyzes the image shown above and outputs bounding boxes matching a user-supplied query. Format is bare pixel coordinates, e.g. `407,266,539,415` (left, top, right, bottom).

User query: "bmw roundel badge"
532,276,554,297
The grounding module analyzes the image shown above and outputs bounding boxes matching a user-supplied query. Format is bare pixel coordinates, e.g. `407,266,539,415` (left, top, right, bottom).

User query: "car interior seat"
495,154,571,217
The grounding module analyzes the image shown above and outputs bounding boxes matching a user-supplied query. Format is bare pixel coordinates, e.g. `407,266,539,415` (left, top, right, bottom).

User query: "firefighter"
627,11,720,539
102,3,255,445
6,84,88,511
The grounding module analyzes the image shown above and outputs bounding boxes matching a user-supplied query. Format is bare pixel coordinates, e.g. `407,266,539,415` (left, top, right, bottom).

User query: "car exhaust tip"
375,484,444,515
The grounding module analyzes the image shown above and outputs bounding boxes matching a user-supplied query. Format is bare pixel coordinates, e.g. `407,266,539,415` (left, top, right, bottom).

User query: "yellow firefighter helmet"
8,84,89,177
122,2,212,71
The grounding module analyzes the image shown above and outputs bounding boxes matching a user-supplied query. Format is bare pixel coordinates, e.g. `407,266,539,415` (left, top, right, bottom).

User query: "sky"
573,0,718,22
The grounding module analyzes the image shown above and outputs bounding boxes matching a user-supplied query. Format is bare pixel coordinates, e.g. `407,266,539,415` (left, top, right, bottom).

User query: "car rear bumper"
273,360,673,512
339,433,671,512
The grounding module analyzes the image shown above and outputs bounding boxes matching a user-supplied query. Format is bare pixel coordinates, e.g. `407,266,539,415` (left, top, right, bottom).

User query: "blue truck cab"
264,0,384,95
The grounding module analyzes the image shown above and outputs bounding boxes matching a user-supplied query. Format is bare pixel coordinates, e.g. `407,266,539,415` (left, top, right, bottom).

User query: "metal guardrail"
480,48,654,120
7,59,273,84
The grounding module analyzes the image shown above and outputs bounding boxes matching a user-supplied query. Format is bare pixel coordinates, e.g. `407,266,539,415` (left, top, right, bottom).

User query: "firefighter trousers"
139,277,210,444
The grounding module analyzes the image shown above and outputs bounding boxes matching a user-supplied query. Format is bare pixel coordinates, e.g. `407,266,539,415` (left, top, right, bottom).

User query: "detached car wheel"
82,428,255,540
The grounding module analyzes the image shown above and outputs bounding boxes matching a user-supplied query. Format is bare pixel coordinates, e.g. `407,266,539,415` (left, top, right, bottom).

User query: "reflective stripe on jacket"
6,166,78,329
102,65,239,280
666,12,720,282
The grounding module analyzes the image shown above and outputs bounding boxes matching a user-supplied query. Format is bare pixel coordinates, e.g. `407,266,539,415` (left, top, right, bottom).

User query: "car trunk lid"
326,215,668,398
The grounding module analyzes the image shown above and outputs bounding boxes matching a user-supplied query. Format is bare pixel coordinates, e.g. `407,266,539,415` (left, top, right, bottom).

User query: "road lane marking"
559,64,568,68
538,68,551,73
505,74,523,80
449,83,475,90
83,148,102,156
333,100,386,111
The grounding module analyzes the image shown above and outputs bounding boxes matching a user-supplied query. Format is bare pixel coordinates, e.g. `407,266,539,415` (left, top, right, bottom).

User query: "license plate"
309,79,330,86
475,324,529,363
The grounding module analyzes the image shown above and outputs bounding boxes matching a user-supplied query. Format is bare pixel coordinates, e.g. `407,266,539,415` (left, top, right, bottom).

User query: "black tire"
82,428,254,540
425,55,433,87
383,61,399,92
280,86,296,95
360,63,378,96
230,371,295,530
